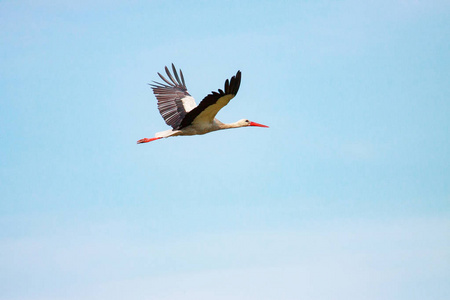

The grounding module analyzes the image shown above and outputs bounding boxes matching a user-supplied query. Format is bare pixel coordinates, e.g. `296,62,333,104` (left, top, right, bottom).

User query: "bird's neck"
220,121,244,129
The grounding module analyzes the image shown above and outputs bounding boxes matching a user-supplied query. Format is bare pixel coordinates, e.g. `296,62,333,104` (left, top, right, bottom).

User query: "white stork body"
137,64,268,144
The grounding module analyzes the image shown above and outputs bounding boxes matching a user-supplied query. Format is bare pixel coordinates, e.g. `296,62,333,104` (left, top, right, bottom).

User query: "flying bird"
137,64,268,144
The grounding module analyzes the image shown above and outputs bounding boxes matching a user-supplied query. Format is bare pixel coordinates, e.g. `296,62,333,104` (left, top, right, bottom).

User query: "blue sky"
1,0,449,299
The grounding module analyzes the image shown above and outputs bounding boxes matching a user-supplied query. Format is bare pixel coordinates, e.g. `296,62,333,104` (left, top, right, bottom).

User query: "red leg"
137,137,162,144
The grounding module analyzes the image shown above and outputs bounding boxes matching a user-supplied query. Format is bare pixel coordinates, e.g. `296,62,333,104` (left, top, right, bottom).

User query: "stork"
137,64,268,144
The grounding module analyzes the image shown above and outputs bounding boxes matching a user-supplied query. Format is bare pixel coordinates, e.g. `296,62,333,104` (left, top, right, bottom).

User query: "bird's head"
237,119,269,128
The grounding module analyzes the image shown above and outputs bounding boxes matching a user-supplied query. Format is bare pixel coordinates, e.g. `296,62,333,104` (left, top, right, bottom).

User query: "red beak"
249,121,269,128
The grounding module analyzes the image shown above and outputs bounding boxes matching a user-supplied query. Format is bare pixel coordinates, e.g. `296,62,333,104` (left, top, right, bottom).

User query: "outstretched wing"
178,70,241,129
150,64,197,129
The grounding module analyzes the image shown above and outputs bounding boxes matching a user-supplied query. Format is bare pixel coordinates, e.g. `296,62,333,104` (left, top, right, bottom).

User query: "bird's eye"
245,120,249,123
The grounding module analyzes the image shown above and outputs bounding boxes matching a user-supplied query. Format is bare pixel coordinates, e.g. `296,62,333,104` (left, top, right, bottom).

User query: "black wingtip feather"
165,66,177,84
180,69,186,87
157,72,174,86
171,64,182,86
224,79,230,94
233,71,241,95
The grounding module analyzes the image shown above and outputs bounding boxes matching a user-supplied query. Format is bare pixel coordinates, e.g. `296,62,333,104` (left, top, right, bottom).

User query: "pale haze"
1,1,449,299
